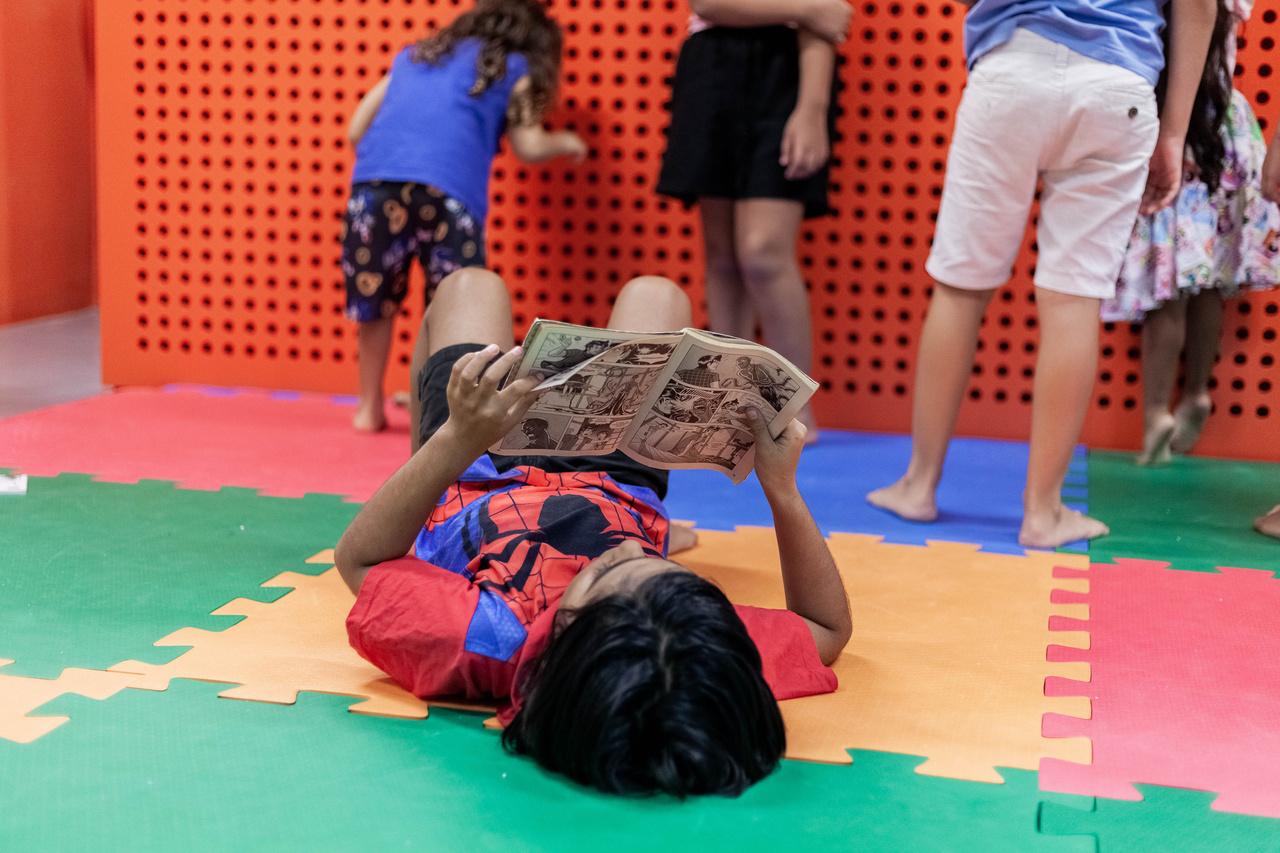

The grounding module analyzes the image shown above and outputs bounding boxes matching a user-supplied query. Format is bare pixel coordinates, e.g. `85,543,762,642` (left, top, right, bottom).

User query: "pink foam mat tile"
1038,559,1280,818
0,387,411,501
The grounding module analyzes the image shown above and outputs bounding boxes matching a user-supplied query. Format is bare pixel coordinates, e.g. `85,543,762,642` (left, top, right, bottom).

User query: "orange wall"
0,0,95,325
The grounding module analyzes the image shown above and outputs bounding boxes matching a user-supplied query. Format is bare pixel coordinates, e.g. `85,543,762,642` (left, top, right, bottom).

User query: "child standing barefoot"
343,0,586,432
868,0,1217,549
656,0,852,441
1105,0,1280,465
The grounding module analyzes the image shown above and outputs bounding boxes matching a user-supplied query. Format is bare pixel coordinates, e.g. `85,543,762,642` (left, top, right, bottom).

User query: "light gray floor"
0,308,104,418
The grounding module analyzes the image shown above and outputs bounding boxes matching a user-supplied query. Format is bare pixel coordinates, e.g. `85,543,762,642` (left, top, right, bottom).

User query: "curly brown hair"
412,0,563,127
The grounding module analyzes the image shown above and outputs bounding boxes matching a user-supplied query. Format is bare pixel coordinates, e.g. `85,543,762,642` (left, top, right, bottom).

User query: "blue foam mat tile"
666,430,1089,555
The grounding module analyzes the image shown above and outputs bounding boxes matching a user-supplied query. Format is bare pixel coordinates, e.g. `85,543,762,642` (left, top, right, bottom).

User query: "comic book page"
616,334,817,482
491,321,681,455
490,320,818,481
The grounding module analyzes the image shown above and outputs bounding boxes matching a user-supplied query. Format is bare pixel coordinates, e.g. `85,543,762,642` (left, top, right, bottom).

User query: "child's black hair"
502,571,785,797
413,0,563,125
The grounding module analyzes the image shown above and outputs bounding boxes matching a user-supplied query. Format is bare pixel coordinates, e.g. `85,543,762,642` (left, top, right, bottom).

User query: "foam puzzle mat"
2,388,1278,848
0,386,411,502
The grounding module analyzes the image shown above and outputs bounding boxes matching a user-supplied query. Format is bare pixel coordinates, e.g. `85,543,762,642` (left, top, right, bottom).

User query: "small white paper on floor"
0,474,29,495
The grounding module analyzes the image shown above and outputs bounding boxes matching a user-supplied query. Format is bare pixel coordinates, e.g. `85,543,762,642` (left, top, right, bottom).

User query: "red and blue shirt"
347,457,836,718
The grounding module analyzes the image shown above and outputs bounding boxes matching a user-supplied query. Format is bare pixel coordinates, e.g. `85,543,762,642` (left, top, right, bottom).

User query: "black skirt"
656,26,835,219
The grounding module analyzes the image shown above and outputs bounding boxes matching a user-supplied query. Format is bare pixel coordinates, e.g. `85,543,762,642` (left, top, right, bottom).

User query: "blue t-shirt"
965,1,1168,86
353,40,529,221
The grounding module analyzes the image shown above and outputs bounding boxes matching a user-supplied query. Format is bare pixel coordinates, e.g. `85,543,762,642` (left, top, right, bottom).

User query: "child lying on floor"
336,267,852,797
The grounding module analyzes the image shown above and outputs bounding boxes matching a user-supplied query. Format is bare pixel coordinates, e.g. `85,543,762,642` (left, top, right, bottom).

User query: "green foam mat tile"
1,680,1092,852
1039,787,1280,852
1087,452,1280,574
0,474,358,678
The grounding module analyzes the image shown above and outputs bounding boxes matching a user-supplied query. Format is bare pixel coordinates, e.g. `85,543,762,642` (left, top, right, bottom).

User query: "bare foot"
353,400,387,433
1170,394,1211,454
1254,505,1280,540
668,522,699,555
1137,411,1176,466
1019,506,1109,549
797,406,820,446
866,477,938,522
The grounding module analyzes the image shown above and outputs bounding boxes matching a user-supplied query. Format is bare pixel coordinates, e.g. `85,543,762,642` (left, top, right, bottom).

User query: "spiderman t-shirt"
346,457,837,716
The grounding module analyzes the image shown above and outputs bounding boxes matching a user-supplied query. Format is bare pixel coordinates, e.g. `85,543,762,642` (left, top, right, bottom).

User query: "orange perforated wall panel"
95,1,1280,460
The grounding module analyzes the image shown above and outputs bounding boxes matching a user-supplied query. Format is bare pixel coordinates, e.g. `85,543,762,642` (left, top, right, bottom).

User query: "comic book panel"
673,345,802,411
708,390,773,429
626,416,753,473
598,341,677,367
526,330,634,381
557,416,629,453
496,411,574,452
652,380,728,425
530,365,663,417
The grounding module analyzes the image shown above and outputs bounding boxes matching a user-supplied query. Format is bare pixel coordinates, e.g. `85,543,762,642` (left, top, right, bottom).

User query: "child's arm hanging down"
347,76,392,144
1142,0,1221,214
1263,125,1280,202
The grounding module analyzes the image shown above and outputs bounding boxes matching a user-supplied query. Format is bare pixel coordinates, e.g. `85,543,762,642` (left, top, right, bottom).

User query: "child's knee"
734,233,793,284
619,275,691,314
434,267,507,302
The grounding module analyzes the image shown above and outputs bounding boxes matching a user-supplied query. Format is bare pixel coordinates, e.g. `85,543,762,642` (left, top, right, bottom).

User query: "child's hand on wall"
780,104,830,180
439,345,542,456
556,131,589,163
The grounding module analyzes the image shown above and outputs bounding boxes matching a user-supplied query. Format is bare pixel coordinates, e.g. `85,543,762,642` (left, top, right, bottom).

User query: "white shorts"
926,28,1160,300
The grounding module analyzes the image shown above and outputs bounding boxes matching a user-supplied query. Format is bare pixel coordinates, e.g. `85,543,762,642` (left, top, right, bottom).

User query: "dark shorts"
656,26,836,219
418,343,670,500
341,181,486,323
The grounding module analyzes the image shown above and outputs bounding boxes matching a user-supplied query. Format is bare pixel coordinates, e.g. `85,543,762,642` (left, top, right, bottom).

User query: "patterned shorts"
341,181,486,322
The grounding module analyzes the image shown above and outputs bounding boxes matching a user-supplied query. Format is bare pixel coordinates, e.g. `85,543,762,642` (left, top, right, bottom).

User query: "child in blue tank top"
343,0,586,432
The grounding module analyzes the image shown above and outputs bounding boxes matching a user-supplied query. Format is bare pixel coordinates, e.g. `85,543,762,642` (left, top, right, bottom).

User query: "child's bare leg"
610,275,697,550
1019,288,1109,549
1171,291,1223,453
408,267,515,453
1138,299,1186,465
734,198,818,440
701,199,754,339
608,274,693,332
868,282,992,521
355,317,395,433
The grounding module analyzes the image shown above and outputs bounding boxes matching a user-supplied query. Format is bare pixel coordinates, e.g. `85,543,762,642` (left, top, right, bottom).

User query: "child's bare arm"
507,77,589,164
747,411,852,664
781,29,835,180
1261,122,1280,203
1141,0,1217,213
347,75,391,145
335,346,541,593
691,0,851,43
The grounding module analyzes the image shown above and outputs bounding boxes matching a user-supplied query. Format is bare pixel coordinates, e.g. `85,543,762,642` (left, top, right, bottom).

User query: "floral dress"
1103,3,1280,323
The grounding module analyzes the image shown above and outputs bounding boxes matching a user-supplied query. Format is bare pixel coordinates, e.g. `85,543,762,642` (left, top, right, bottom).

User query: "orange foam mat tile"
109,551,494,720
0,660,141,744
680,528,1092,781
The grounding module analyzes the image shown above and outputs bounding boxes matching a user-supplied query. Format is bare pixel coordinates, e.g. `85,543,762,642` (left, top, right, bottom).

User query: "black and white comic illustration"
495,411,573,452
599,341,677,367
557,416,629,454
652,381,726,424
626,417,755,472
526,330,632,381
533,365,662,417
672,346,802,411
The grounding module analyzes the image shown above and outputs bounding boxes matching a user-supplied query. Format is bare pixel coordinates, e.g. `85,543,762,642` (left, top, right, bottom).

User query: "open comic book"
490,320,819,482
